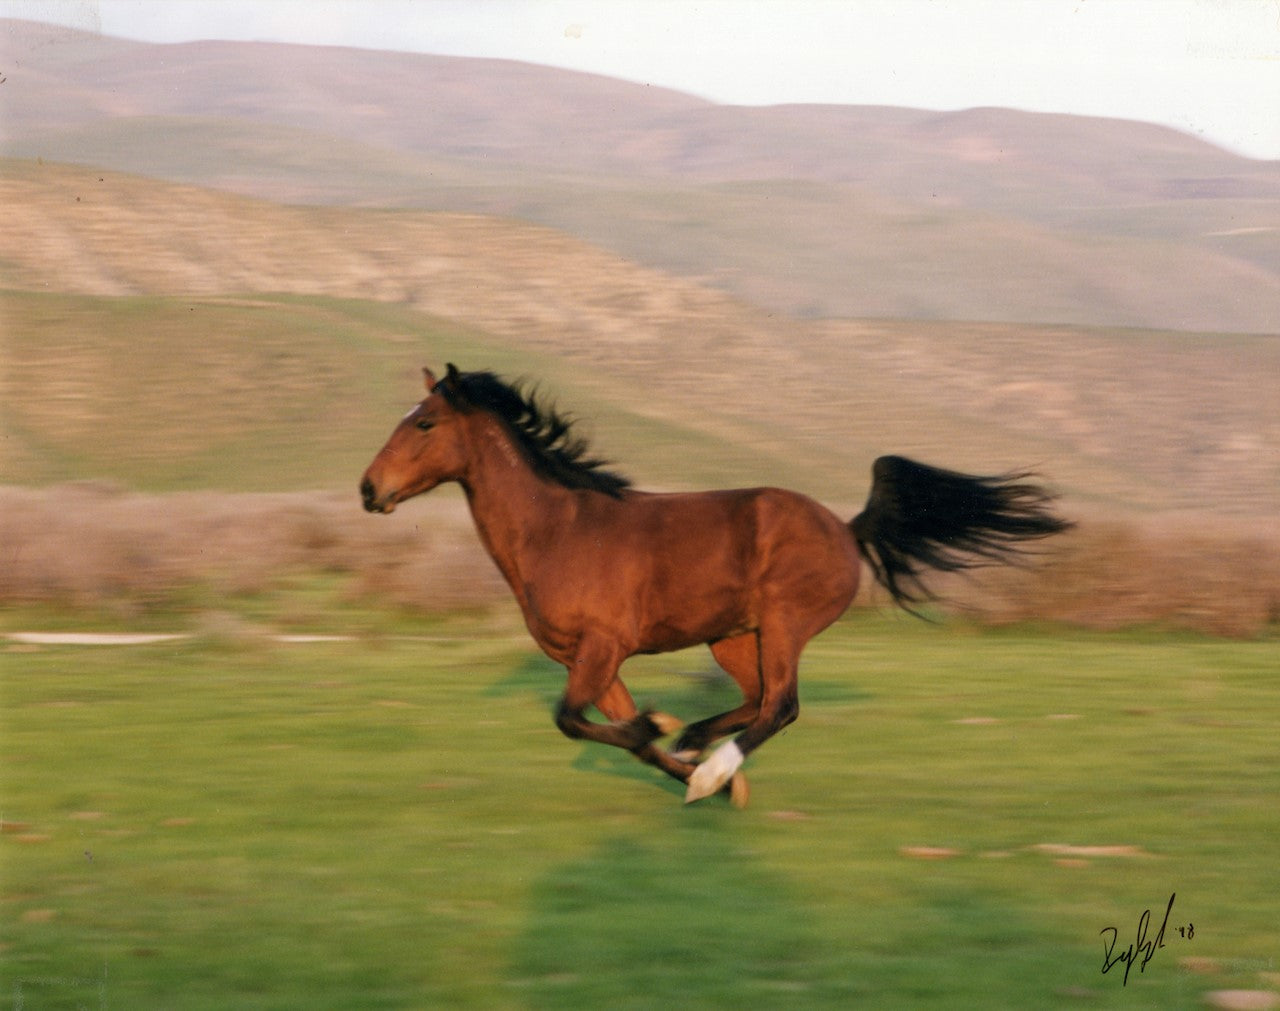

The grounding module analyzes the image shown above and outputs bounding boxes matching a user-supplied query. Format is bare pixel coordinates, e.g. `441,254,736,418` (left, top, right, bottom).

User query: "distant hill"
3,161,1277,511
3,18,1278,332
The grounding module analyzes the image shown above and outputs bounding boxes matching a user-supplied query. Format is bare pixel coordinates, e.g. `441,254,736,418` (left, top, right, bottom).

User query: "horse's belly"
635,616,752,655
522,563,750,658
633,569,755,652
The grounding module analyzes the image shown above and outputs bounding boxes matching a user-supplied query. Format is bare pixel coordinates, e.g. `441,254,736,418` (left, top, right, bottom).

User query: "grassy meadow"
3,609,1278,1009
3,282,1277,1007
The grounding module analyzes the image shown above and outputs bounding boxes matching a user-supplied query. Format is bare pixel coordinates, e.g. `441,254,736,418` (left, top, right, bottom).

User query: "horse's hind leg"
685,624,800,804
670,633,763,761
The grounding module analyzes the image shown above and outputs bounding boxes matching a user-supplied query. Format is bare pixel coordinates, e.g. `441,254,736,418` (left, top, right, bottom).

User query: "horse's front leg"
552,637,679,761
593,678,696,785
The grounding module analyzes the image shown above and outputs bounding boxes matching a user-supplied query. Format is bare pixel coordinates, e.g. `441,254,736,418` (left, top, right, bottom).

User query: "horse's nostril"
360,478,378,510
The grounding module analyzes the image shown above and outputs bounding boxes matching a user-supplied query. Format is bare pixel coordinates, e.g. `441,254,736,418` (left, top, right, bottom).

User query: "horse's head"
360,364,470,514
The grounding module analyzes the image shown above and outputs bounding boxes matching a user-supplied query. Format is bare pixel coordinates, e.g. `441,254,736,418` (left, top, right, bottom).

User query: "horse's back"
615,485,847,559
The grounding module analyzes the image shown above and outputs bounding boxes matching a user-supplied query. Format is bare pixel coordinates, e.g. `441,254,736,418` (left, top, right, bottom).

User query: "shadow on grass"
485,652,741,798
485,651,744,721
505,823,832,1007
487,651,873,709
485,651,871,798
483,652,565,708
508,840,1116,1009
566,745,686,800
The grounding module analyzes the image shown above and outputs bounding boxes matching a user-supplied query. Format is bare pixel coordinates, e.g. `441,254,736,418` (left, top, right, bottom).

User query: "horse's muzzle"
360,477,395,514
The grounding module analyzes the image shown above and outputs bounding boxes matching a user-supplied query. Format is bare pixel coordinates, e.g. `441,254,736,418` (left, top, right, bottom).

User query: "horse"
361,364,1072,806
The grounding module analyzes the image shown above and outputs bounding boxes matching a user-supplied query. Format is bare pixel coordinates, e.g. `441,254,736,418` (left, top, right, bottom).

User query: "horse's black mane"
442,369,632,498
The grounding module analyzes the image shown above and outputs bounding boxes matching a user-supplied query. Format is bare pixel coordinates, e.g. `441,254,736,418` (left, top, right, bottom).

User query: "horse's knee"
554,699,586,740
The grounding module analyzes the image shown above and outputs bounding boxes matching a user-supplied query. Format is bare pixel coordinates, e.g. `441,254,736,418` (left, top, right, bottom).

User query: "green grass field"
4,606,1277,1009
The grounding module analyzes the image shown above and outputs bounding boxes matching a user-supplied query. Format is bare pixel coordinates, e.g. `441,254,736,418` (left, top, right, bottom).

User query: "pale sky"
4,0,1279,159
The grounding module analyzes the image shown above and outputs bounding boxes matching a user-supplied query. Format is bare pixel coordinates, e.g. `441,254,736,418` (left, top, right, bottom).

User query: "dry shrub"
0,484,506,614
956,511,1280,638
2,485,1277,635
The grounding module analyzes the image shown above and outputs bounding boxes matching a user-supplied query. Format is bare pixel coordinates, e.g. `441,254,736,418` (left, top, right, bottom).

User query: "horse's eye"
416,418,434,432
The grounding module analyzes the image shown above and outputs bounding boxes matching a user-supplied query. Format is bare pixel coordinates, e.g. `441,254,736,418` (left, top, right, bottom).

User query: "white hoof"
684,741,744,804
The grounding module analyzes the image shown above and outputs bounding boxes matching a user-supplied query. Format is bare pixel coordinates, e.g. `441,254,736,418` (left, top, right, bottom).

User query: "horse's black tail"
850,455,1073,612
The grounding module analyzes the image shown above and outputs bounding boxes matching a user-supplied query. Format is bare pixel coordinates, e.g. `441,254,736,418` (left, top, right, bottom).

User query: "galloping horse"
361,365,1071,805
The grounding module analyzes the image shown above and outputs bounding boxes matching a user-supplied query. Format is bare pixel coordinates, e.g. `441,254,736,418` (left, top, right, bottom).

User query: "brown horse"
361,365,1071,805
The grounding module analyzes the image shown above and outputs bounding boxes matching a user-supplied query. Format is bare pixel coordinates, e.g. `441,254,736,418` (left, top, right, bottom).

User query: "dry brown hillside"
3,159,1278,514
0,159,786,371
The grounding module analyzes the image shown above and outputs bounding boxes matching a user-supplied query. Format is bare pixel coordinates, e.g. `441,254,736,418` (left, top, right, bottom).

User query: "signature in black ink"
1100,892,1184,985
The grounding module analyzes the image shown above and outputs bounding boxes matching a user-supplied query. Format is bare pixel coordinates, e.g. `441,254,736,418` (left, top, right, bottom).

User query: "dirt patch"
1032,844,1152,858
1203,992,1280,1011
7,632,189,645
900,846,962,860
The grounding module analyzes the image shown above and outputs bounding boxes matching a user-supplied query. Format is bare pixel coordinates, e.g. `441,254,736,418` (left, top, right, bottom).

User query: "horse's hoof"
669,748,700,763
684,741,744,804
728,770,750,809
648,711,684,737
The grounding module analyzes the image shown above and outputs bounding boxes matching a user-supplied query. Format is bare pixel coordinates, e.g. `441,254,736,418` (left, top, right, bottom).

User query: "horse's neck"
458,419,574,590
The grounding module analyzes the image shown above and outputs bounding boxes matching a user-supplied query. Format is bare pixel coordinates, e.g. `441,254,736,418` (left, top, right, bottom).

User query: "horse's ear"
423,366,438,392
442,363,461,394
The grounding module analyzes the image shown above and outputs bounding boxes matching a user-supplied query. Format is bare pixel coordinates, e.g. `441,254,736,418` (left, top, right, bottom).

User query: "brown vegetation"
944,512,1280,638
3,485,1276,637
0,484,506,616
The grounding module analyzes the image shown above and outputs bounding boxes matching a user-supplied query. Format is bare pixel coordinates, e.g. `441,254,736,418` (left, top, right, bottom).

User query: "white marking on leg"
684,740,744,804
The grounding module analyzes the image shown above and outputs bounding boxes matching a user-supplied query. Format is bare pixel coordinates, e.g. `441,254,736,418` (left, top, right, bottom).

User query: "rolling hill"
3,18,1278,332
2,161,1277,512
